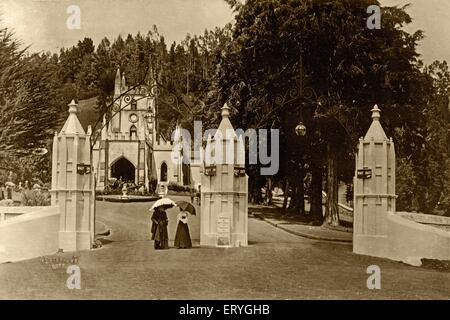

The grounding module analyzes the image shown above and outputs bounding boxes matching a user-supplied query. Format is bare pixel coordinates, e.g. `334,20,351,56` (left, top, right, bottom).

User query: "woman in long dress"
174,211,192,249
151,207,169,249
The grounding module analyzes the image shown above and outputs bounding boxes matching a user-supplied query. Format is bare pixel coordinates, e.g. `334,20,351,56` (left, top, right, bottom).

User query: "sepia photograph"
0,0,449,307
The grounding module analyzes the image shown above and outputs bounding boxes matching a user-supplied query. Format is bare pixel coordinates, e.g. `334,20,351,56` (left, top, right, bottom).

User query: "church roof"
76,97,99,132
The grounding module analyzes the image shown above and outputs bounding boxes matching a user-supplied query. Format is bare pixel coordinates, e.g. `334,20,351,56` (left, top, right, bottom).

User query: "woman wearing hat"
174,210,192,249
150,206,169,249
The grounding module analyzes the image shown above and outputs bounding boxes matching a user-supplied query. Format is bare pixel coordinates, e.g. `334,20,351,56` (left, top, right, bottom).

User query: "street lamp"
295,122,307,137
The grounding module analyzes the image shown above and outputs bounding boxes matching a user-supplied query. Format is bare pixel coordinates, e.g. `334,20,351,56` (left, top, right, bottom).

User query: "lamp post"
290,121,307,215
295,122,307,137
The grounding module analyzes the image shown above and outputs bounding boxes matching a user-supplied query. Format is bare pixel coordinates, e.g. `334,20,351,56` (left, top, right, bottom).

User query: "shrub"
167,182,192,193
96,186,156,196
21,190,51,206
396,157,418,212
0,199,15,207
96,187,122,196
127,188,155,196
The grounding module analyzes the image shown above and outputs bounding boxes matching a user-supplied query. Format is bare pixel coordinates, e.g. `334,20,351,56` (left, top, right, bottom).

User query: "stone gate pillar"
353,105,396,256
51,100,93,252
200,104,248,247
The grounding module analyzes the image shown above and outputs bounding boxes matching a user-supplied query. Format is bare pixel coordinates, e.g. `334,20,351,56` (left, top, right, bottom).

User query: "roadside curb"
95,195,161,203
95,220,110,237
253,213,352,243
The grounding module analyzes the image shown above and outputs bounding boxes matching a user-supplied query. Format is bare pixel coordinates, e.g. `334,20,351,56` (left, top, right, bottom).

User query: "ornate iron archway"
251,54,352,140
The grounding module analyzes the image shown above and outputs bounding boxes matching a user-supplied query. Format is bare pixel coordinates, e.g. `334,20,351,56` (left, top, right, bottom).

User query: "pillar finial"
221,103,231,118
371,104,381,121
68,99,78,114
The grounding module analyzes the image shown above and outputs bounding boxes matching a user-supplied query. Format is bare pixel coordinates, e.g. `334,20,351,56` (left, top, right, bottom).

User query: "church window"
131,99,137,110
161,162,168,182
130,125,137,140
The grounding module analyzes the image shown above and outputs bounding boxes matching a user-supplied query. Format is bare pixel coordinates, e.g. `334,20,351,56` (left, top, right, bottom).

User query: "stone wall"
0,206,59,263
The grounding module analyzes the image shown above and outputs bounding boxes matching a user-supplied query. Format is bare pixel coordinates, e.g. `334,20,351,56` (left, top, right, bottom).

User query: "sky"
0,0,234,52
380,0,450,65
0,0,449,65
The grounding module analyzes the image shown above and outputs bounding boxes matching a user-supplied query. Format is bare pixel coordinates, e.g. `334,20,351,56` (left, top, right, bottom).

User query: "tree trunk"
325,143,339,226
249,174,263,204
310,163,323,222
290,181,298,209
297,165,305,215
282,178,289,210
264,177,273,205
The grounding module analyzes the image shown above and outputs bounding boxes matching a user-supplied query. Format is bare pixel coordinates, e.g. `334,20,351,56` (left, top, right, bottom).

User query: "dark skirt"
153,223,169,249
174,222,192,249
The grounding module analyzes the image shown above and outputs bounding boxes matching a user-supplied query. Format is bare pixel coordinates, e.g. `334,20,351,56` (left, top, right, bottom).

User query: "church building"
92,69,200,192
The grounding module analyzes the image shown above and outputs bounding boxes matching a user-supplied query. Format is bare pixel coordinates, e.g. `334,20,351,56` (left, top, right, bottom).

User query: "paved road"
0,197,449,299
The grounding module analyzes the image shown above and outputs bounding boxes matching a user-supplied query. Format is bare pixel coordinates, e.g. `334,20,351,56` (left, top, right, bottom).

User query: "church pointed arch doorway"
111,157,135,183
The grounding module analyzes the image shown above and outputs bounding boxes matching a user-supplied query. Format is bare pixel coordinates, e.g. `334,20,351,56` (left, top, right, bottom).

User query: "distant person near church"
150,206,169,249
0,183,4,200
174,211,192,249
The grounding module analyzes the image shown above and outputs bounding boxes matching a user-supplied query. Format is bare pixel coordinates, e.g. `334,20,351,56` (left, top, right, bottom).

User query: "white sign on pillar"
51,100,93,252
200,103,248,247
217,212,231,247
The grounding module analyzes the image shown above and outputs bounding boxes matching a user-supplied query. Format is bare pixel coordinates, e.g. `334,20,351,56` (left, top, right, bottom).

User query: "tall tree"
219,0,430,225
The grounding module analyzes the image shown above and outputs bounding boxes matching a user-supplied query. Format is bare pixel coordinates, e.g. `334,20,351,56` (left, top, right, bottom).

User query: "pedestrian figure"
0,184,4,200
6,185,12,199
190,188,195,203
174,211,192,249
150,206,169,249
196,186,201,205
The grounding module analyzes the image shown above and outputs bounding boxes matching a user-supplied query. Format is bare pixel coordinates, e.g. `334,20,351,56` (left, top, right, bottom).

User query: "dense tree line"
0,27,69,185
58,25,233,137
0,23,232,185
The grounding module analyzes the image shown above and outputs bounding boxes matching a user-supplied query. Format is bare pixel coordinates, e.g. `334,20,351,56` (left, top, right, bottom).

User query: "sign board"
234,166,246,177
216,214,231,247
357,168,372,179
77,164,91,175
204,165,216,176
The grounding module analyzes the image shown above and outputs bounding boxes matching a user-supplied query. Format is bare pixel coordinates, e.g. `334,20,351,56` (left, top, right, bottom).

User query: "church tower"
114,68,121,97
94,68,154,189
92,67,200,193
